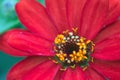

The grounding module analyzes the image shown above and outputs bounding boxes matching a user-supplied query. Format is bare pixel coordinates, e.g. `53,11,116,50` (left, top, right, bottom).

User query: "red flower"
1,0,120,80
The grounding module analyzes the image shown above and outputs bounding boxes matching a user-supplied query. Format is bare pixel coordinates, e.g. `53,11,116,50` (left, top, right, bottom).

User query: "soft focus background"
0,0,44,80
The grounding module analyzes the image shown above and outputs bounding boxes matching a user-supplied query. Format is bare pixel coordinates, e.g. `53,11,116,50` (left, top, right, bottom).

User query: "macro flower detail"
0,0,120,80
53,28,95,69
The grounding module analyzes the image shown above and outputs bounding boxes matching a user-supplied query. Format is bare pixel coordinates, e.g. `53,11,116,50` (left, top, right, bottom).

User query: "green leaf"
0,0,45,34
0,20,20,34
38,0,45,4
0,0,22,34
0,51,24,80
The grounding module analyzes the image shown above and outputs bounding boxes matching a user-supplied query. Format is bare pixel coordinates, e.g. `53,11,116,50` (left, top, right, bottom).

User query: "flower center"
53,28,95,70
64,42,79,55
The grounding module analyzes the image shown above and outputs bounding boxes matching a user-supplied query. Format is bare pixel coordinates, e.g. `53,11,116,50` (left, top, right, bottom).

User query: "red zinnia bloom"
1,0,120,80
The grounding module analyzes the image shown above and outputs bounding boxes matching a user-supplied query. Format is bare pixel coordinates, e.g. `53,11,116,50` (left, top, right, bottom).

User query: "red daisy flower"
1,0,120,80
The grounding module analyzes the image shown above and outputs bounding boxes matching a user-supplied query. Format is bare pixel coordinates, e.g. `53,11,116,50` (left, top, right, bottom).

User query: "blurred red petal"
2,29,54,56
105,0,120,25
93,20,120,60
91,59,120,80
7,56,48,80
94,20,120,43
0,29,30,56
23,60,60,80
53,70,62,80
0,39,28,56
67,0,87,29
93,39,120,60
79,0,108,39
16,0,58,40
85,67,105,80
61,67,85,80
45,0,70,33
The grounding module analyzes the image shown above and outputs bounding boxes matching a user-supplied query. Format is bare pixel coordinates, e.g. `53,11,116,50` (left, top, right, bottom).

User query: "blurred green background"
0,0,44,80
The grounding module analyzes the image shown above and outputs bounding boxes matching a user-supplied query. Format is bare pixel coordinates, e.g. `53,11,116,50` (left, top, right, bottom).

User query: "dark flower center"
63,42,79,55
53,28,95,70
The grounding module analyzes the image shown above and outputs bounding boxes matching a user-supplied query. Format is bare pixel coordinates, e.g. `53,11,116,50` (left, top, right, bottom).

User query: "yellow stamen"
54,34,65,44
70,64,76,69
80,37,86,42
69,51,88,62
83,66,88,71
63,30,69,34
91,57,94,62
91,45,94,52
56,53,67,61
60,68,67,71
86,40,91,44
72,27,78,33
52,60,58,64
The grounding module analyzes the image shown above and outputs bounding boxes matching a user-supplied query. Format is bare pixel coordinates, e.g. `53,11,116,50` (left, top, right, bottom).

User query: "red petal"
16,0,58,40
45,0,70,33
85,67,105,80
61,67,85,80
53,70,62,80
2,29,54,56
79,0,108,39
93,20,120,60
67,0,87,29
7,56,48,80
23,60,60,80
105,0,120,25
91,59,120,80
93,39,120,60
94,20,120,43
0,33,30,56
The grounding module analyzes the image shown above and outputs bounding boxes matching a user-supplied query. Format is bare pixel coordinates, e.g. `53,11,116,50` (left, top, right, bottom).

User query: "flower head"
0,0,120,80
